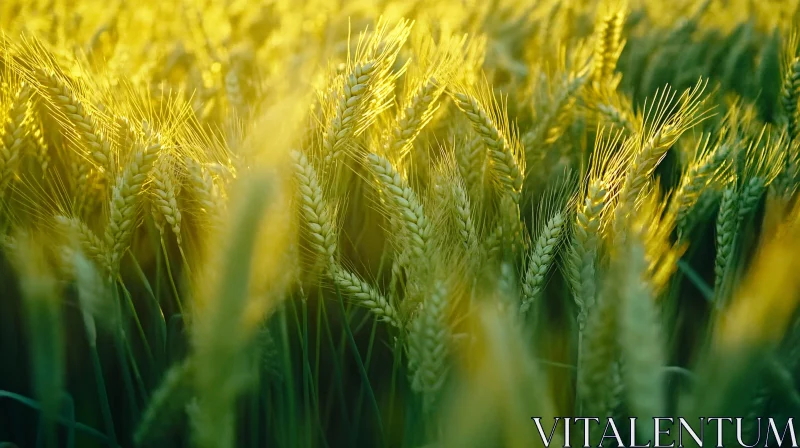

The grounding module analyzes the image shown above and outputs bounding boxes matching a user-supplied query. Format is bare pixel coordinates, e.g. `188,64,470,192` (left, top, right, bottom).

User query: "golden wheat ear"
289,149,337,266
671,134,732,238
735,126,785,224
104,129,161,272
320,18,412,165
564,126,626,329
451,77,525,206
0,81,33,196
150,151,183,245
591,0,628,88
385,31,466,161
617,78,712,218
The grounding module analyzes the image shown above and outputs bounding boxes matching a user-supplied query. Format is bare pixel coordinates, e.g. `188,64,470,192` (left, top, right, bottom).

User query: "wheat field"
1,0,800,446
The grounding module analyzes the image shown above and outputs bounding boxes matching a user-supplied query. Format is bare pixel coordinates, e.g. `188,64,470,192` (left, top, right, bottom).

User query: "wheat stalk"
617,242,664,438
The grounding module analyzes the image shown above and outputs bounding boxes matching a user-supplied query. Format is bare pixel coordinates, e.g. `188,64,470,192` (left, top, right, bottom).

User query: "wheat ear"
323,60,378,160
104,137,161,272
406,279,450,415
522,71,588,156
714,186,738,302
596,100,637,134
617,80,708,214
186,158,224,228
520,212,566,316
322,20,411,163
390,77,442,157
25,114,50,172
592,1,627,85
330,263,401,328
781,56,800,141
113,115,136,153
290,149,337,265
134,359,194,446
366,152,432,264
673,141,731,236
567,182,606,328
456,134,487,205
450,178,480,255
0,83,32,194
37,71,113,173
454,89,524,203
737,130,784,225
55,215,108,270
151,152,183,245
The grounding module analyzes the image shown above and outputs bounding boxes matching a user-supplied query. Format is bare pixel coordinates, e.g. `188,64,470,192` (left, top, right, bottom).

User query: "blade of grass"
0,391,114,446
677,259,714,302
117,277,155,370
62,393,75,448
352,317,379,436
278,302,298,448
318,289,352,437
88,344,117,447
128,253,167,374
112,283,141,424
160,239,185,316
388,333,403,442
333,281,386,447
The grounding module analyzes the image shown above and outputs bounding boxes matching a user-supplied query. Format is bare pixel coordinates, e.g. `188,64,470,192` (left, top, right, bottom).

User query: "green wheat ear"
780,31,800,141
